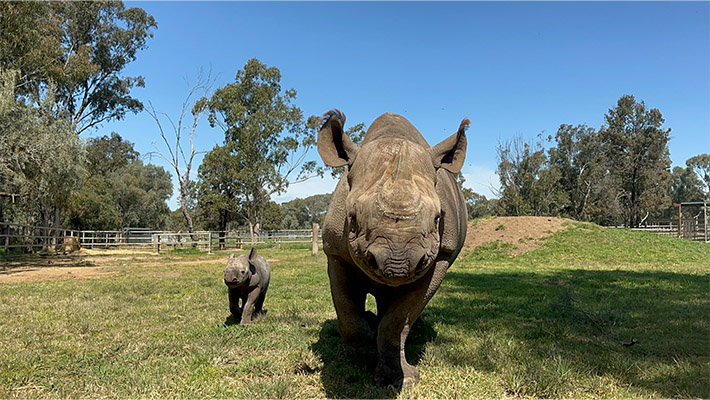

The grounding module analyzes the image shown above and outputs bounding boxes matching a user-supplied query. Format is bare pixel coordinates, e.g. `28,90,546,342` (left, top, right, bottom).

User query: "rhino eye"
434,215,440,226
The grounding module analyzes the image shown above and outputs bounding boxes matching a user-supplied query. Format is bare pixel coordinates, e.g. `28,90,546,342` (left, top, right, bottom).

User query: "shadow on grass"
422,268,709,398
311,317,437,399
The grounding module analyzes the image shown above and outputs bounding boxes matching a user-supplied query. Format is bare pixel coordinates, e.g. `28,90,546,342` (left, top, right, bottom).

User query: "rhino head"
318,110,467,286
224,249,256,288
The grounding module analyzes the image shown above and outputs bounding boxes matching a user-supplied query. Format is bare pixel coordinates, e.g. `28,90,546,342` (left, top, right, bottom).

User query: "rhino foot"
374,359,420,388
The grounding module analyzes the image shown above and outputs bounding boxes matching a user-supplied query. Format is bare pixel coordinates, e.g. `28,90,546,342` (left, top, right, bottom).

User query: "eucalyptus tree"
0,1,157,134
206,58,322,243
686,154,710,196
148,70,213,237
599,95,671,227
496,135,565,217
0,69,83,232
196,143,242,247
547,124,611,221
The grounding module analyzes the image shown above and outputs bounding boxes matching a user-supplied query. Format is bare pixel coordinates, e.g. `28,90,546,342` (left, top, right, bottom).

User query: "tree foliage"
599,95,671,227
206,58,321,241
495,95,673,227
65,136,173,230
0,68,84,228
0,1,157,134
496,136,564,217
685,154,710,197
196,143,242,232
279,194,332,229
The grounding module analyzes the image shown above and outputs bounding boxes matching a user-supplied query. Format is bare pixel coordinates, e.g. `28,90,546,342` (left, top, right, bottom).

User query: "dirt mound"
464,216,573,256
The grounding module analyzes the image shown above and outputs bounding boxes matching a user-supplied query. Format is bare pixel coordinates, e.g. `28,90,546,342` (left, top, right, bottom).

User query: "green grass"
0,223,708,398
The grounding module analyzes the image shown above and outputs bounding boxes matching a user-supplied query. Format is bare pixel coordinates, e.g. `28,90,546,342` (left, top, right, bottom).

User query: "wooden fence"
615,218,708,242
0,222,80,256
0,222,323,257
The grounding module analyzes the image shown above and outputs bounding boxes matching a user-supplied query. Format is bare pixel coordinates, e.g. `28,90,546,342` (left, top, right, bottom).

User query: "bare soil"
464,216,573,255
0,250,229,283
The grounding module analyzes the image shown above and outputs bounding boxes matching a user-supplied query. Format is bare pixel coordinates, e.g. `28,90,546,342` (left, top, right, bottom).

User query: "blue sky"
101,1,710,210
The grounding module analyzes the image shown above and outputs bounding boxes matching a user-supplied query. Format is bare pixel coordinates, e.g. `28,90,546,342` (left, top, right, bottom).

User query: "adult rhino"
317,110,468,387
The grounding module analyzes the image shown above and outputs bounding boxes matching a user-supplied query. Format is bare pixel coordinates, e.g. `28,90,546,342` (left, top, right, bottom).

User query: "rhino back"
361,113,430,148
253,256,271,287
436,168,467,259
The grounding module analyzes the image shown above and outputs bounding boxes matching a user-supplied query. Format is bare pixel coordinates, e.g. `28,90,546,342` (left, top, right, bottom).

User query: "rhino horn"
386,141,413,182
378,142,421,218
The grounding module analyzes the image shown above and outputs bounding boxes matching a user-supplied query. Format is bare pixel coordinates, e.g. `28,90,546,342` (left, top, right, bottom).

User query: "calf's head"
224,248,258,288
318,110,467,286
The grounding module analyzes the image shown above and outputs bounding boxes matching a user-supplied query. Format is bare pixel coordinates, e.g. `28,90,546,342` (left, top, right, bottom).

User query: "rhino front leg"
328,256,377,346
239,288,262,325
228,288,242,318
374,259,450,387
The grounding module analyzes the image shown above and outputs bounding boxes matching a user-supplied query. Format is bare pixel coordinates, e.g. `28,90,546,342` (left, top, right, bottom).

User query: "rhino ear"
317,109,359,167
248,247,257,262
431,118,469,173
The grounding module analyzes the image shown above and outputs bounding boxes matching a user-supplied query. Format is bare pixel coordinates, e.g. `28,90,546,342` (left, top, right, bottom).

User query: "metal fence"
0,222,323,257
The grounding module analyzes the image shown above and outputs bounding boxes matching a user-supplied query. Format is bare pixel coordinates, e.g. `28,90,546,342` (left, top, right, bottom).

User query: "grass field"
0,221,708,398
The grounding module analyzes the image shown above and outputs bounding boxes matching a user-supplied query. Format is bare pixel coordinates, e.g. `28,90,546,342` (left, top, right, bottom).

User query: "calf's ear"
431,118,469,173
317,109,359,167
248,247,257,262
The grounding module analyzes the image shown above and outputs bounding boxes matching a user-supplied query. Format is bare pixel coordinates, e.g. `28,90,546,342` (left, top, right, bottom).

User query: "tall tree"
496,135,564,216
599,95,671,227
0,68,83,233
148,70,213,238
548,124,608,221
0,1,157,134
85,132,139,180
196,143,242,247
686,154,710,197
112,160,172,229
206,58,321,243
669,165,705,204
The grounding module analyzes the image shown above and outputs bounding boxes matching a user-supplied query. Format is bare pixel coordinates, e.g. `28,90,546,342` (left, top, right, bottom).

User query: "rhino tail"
319,109,347,130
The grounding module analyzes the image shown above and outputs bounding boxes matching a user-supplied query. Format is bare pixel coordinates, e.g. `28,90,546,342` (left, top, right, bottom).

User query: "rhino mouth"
382,261,411,278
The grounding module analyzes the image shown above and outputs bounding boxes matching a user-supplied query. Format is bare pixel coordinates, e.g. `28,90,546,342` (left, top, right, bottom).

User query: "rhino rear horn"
318,109,359,167
431,118,468,173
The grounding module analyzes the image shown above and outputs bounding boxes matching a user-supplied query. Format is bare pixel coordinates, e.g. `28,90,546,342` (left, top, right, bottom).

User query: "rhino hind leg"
254,288,267,314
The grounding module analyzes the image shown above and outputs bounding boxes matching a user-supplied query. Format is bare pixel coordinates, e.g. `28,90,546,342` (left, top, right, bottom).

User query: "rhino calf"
318,110,468,387
224,248,271,325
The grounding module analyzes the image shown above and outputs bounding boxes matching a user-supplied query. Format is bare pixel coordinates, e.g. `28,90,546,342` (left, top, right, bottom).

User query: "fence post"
704,199,708,243
208,232,212,254
312,223,319,255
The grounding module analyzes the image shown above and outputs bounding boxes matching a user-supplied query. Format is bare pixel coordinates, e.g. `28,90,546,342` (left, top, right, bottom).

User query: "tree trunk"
248,221,256,246
179,192,196,247
218,209,227,250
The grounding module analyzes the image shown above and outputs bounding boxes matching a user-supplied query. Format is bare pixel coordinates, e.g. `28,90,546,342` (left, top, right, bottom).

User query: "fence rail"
613,219,708,242
0,222,323,257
